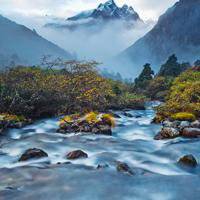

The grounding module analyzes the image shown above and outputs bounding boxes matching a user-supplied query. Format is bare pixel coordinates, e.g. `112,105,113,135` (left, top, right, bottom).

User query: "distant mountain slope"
0,15,72,67
45,0,143,31
119,0,200,75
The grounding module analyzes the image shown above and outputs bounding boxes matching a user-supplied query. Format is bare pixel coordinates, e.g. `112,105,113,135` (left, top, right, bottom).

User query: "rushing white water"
0,103,200,200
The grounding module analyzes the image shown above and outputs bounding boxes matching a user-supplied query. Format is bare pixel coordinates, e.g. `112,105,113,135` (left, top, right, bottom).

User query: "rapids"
0,102,200,200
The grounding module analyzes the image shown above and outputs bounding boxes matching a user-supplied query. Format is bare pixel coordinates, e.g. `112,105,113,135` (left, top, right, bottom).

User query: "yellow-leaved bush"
0,62,115,118
101,113,115,127
60,112,116,128
0,61,146,119
156,67,200,122
0,113,25,122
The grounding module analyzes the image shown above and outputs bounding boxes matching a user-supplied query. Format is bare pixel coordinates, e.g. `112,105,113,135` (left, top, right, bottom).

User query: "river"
0,102,200,200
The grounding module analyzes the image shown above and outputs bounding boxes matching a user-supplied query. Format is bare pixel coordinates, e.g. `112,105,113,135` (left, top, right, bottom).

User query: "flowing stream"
0,102,200,200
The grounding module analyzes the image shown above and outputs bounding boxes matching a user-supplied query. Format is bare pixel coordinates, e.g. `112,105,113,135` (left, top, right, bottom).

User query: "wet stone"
191,120,200,128
116,161,134,175
178,155,198,167
19,148,48,162
181,128,200,138
179,121,191,129
154,127,180,140
97,164,109,169
66,150,88,160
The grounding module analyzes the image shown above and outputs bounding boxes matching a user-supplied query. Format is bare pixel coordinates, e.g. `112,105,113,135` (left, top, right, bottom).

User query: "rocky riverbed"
0,102,200,200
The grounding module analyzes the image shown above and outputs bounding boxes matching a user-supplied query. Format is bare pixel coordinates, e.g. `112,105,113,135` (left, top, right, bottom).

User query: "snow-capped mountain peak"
67,0,141,21
97,0,117,11
45,0,143,31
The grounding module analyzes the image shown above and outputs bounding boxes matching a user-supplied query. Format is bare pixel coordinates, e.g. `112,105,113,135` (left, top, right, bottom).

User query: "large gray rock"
154,127,180,140
181,128,200,138
162,120,181,128
179,121,191,129
162,120,174,127
191,120,200,128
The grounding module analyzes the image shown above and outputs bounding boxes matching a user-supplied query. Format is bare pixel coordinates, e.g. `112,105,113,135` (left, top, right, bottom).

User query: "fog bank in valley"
3,13,155,78
41,20,154,60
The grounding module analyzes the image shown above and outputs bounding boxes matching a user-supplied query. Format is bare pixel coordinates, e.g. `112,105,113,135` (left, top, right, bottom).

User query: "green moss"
171,112,196,122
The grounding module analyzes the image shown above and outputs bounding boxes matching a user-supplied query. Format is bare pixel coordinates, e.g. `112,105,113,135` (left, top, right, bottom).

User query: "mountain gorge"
0,15,72,67
118,0,200,76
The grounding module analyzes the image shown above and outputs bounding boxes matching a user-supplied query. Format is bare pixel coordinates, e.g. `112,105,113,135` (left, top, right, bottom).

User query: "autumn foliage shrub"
156,67,200,121
0,113,25,123
60,112,116,128
0,61,145,119
101,113,115,127
0,62,114,118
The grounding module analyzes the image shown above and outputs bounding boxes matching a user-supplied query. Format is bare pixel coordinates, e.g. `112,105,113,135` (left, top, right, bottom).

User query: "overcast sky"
0,0,177,21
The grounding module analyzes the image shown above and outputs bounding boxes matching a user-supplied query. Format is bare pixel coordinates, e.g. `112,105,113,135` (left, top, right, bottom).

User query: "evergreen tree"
134,63,154,91
158,54,190,77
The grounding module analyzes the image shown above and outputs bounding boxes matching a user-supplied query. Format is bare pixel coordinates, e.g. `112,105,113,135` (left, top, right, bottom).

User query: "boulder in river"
162,120,174,127
162,120,181,128
97,164,109,169
19,148,48,161
67,150,88,160
91,124,112,135
178,155,198,167
181,128,200,138
0,114,31,133
179,121,191,129
154,127,180,140
58,112,114,135
116,161,134,175
191,120,200,128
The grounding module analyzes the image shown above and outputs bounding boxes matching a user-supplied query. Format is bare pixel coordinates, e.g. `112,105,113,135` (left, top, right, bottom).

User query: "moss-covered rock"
58,112,115,135
0,113,31,133
171,112,196,122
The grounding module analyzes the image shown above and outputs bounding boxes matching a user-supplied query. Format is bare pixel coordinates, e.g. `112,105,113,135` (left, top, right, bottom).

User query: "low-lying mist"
3,13,155,78
40,20,154,62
